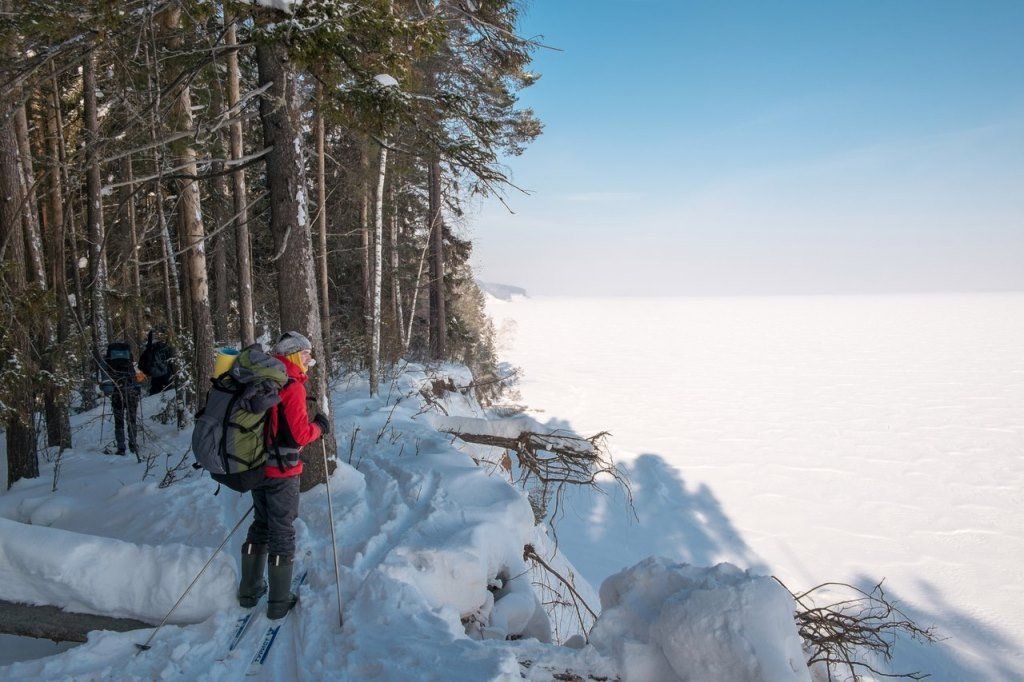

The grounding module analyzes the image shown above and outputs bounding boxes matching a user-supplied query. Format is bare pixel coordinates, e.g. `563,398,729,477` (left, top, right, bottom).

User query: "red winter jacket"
264,355,322,478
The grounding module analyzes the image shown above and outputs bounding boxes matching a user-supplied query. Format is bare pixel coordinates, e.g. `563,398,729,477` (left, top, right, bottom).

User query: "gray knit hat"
273,330,313,356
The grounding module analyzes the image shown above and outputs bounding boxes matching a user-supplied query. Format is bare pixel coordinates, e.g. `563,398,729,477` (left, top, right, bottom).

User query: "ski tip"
134,643,152,652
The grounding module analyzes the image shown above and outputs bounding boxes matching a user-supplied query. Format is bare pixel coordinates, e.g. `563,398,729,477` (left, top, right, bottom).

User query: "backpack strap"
266,379,296,473
217,378,248,474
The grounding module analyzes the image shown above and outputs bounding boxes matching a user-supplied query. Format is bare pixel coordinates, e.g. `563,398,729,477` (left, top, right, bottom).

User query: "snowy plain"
487,292,1024,680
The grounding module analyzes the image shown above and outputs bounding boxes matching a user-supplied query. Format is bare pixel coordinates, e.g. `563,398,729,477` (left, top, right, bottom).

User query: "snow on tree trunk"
370,141,388,395
389,181,405,352
84,48,109,372
156,186,181,335
225,10,256,347
123,156,143,341
209,73,231,344
47,63,92,413
360,143,372,365
315,86,332,369
255,30,336,488
162,5,214,408
428,158,447,360
43,84,72,449
406,238,430,352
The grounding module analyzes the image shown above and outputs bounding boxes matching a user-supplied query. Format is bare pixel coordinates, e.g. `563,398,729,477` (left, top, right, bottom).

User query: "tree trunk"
255,31,336,490
389,180,404,353
49,64,85,332
21,93,70,452
210,101,230,343
84,47,109,387
162,5,214,406
14,101,45,288
143,38,182,339
211,174,230,343
315,84,332,369
50,63,91,411
428,158,446,359
123,156,144,342
369,141,388,395
360,143,371,364
0,600,154,643
1,88,38,487
157,190,180,333
42,86,72,449
406,237,429,353
225,9,255,347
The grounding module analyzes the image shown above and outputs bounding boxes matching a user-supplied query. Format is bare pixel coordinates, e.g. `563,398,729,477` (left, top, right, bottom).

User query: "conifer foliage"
0,0,541,489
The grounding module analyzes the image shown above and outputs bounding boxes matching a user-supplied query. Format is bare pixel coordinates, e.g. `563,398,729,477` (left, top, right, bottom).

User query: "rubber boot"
237,542,268,608
266,554,298,620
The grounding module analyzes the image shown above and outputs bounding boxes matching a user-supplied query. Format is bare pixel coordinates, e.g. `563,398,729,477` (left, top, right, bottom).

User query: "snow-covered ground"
0,364,693,680
488,292,1024,681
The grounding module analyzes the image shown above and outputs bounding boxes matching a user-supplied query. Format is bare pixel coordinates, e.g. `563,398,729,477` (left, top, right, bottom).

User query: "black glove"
313,413,331,436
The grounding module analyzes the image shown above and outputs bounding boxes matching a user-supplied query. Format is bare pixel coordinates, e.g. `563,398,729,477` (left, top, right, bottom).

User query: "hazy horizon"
480,280,1024,299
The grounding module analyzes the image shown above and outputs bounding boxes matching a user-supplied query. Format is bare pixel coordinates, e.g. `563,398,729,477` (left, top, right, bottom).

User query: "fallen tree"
0,600,154,643
437,416,634,526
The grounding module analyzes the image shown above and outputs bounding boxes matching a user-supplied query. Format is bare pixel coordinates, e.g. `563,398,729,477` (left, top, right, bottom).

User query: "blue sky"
469,1,1024,295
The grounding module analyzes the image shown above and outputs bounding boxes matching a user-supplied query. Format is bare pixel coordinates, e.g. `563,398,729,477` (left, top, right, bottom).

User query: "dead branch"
524,543,598,622
445,428,617,488
775,577,940,681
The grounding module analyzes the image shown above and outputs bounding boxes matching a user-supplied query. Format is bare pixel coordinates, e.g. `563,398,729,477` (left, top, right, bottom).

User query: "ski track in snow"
488,292,1024,681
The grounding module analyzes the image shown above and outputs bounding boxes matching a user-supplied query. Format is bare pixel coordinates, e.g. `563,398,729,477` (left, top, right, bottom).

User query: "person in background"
139,326,176,395
102,341,141,458
236,331,331,619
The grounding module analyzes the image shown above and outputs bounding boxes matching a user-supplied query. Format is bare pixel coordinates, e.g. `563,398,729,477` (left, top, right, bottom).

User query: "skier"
101,341,141,457
138,326,176,395
237,331,330,619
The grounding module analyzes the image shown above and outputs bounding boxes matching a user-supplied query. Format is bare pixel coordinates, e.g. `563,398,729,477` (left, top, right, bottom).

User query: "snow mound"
590,557,809,682
0,517,236,624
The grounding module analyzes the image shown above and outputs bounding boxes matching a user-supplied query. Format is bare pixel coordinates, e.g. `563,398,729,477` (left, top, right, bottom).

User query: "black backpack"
104,342,136,384
140,331,172,378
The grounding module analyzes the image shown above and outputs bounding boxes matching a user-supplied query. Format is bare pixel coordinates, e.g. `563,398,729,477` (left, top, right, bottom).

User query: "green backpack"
191,345,288,478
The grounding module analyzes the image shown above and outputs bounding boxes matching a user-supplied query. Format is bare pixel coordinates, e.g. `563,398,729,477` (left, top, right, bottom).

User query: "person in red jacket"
237,331,330,619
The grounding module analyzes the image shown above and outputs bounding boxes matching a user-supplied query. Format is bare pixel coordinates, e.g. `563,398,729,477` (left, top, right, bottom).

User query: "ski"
220,595,266,660
244,566,308,676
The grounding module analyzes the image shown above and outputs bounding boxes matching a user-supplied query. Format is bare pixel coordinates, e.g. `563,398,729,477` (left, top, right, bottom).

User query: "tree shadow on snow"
535,417,767,587
848,573,1023,681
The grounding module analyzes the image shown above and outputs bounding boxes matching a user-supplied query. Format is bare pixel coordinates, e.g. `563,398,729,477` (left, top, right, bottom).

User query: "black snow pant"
149,373,173,395
111,385,140,454
245,474,301,558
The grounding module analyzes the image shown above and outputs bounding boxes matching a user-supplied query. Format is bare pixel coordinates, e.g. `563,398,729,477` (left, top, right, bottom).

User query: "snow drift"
590,557,809,682
0,517,236,624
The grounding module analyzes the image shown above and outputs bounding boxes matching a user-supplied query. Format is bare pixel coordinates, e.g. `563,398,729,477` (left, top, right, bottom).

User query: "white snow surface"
0,365,629,680
488,292,1024,681
0,517,235,624
591,557,809,682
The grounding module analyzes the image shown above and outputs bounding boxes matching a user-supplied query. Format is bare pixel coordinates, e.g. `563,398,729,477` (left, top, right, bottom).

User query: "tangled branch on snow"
445,428,623,488
523,543,598,640
775,577,940,681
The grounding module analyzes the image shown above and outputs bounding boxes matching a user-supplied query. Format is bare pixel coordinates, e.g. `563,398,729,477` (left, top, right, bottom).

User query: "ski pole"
135,504,254,653
322,439,344,628
99,394,106,447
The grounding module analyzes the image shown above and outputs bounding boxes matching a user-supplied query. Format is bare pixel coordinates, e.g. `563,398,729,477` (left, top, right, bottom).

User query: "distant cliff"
477,281,528,301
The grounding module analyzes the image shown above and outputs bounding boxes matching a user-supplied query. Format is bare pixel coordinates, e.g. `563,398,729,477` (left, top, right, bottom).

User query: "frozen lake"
488,293,1024,681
